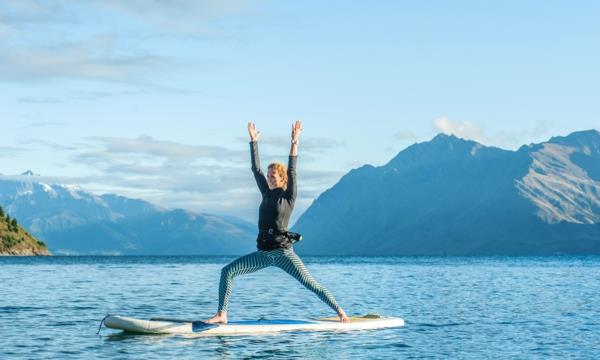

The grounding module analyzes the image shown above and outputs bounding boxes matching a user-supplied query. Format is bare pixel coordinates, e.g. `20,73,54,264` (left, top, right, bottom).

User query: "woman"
205,120,349,323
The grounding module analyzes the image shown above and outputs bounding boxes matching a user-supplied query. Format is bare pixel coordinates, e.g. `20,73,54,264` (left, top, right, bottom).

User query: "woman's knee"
221,265,236,279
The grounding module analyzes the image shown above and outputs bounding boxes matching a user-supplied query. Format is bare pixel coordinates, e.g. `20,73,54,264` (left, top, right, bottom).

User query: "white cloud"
432,117,554,150
433,117,485,143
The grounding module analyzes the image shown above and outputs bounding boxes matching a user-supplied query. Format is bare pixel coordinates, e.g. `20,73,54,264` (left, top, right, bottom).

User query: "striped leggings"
218,247,341,313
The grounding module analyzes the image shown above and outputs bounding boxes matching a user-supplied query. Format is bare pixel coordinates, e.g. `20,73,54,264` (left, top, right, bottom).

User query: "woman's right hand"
247,122,260,142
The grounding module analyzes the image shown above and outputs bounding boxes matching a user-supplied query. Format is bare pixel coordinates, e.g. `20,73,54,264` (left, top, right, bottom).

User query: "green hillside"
0,206,50,256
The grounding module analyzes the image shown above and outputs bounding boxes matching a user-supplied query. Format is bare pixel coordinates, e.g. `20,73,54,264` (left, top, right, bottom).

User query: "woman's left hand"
291,120,302,142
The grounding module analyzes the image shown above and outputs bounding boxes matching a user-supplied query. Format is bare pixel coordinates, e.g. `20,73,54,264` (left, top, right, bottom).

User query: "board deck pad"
103,314,404,336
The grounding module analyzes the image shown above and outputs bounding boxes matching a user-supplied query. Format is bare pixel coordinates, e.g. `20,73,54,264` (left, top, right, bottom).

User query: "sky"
1,0,599,225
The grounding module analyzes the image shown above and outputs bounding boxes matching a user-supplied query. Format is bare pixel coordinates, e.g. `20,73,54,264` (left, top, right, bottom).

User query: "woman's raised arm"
286,120,302,201
248,122,269,195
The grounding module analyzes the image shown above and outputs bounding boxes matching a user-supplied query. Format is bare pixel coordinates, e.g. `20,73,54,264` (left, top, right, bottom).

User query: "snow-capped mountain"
0,177,256,255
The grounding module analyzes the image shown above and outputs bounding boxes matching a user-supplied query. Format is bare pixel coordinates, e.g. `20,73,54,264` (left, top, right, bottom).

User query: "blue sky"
1,0,599,224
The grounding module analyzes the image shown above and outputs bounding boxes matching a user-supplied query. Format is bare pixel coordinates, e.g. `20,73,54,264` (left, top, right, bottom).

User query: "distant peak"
547,129,600,147
432,132,455,140
431,132,480,145
384,132,492,168
20,170,38,176
564,129,599,138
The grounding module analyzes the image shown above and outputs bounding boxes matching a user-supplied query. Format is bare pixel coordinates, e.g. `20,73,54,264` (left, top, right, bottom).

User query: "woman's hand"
291,120,302,142
248,122,260,142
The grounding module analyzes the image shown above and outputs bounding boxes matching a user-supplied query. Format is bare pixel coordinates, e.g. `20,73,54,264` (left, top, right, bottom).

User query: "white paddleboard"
102,314,404,336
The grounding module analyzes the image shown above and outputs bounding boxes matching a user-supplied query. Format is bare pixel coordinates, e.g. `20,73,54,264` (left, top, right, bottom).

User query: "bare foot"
337,309,349,323
205,311,228,324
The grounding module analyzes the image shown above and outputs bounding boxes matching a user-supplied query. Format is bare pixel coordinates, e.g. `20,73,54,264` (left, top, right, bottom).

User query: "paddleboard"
102,314,404,336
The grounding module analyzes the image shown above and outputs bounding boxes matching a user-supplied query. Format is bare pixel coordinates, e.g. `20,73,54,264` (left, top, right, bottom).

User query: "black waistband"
259,228,287,235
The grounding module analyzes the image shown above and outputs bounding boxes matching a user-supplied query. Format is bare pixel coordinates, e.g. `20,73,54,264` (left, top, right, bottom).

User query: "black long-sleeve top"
250,141,297,250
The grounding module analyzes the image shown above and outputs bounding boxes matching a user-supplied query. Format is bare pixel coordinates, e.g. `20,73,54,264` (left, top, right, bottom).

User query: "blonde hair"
268,162,288,189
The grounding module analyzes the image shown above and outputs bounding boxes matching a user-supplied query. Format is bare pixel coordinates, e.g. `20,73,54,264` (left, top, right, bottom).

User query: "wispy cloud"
393,130,419,143
87,135,246,163
0,1,257,85
72,135,345,187
235,135,346,154
21,138,83,151
263,135,346,152
1,0,252,32
4,132,350,221
69,136,253,198
18,121,66,129
0,40,168,83
0,2,73,26
90,0,253,36
18,91,113,104
18,97,65,104
0,145,29,157
29,134,341,220
0,22,16,37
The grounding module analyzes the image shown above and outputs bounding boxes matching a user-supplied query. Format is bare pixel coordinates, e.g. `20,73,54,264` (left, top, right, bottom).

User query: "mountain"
0,178,256,255
0,204,49,256
292,130,600,255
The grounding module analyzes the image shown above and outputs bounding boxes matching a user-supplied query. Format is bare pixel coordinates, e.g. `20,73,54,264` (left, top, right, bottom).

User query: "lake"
1,255,599,359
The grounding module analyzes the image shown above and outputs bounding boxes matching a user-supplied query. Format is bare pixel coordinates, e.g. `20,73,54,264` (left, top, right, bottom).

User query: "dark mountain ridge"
293,130,600,255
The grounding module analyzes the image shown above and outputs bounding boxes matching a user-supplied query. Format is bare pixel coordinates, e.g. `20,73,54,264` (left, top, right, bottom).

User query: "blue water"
1,255,599,359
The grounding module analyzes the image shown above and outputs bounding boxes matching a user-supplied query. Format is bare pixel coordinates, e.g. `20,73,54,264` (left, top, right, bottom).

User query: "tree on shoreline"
10,218,18,232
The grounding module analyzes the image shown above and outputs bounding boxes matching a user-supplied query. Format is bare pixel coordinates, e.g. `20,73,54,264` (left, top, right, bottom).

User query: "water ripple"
1,255,599,358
